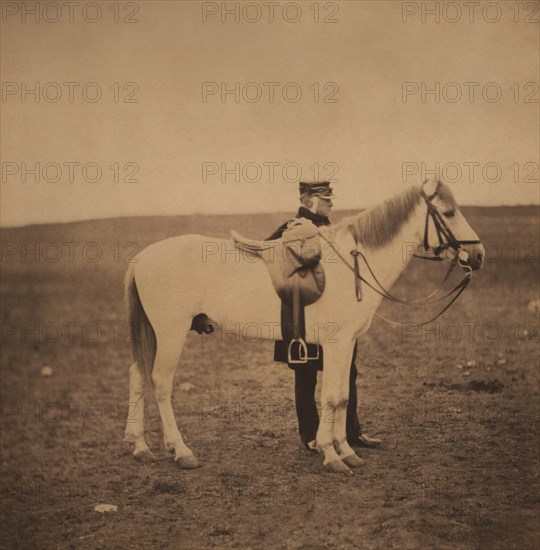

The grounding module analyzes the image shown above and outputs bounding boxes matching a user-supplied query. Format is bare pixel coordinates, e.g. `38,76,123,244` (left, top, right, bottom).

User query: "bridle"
318,184,481,327
417,187,481,259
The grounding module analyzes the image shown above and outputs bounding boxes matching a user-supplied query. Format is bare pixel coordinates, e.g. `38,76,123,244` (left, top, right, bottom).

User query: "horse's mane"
324,184,423,249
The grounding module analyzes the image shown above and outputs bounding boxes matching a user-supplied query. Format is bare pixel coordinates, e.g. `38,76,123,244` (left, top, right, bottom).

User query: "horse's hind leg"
153,326,200,469
124,362,154,461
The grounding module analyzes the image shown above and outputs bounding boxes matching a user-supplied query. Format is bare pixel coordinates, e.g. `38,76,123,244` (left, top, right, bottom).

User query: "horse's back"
132,234,277,326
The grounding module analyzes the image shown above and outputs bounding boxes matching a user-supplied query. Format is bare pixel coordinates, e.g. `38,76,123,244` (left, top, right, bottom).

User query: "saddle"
231,218,325,363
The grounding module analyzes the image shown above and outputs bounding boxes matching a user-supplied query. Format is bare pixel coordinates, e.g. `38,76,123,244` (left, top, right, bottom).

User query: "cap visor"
314,193,335,199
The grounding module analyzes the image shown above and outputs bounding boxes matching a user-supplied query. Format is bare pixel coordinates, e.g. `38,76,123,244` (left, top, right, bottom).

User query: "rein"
318,186,478,327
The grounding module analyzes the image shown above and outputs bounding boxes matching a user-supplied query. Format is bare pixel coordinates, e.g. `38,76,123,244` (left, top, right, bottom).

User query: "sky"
1,0,539,226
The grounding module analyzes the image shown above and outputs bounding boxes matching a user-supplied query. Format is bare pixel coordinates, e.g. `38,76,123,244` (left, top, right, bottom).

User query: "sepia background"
1,0,539,226
1,1,539,549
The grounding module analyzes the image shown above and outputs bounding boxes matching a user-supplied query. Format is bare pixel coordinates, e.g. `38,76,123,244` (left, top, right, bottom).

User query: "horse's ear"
422,176,439,198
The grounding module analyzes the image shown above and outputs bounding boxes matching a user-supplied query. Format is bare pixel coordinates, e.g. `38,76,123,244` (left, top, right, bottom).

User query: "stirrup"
288,338,308,364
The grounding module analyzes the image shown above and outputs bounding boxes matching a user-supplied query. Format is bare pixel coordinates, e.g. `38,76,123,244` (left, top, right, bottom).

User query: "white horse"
123,177,484,474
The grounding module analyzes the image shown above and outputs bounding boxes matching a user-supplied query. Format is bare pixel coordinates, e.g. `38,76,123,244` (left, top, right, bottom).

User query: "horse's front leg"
317,339,363,474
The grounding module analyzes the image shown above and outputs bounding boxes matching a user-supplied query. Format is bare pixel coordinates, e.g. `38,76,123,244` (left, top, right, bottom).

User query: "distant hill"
1,205,537,243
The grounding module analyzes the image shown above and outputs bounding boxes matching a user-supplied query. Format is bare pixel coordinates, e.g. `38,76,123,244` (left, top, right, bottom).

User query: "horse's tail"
125,267,156,385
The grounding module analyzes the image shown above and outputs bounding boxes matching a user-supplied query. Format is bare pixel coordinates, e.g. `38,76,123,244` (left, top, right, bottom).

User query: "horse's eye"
443,211,455,218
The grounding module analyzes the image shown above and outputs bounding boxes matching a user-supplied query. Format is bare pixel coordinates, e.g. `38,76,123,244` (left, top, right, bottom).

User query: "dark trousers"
293,343,361,445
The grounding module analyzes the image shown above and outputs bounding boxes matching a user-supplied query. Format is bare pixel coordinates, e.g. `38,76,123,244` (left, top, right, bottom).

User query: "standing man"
268,181,381,452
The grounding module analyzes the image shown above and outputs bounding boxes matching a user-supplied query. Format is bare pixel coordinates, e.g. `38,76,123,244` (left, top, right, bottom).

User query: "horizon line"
1,203,539,231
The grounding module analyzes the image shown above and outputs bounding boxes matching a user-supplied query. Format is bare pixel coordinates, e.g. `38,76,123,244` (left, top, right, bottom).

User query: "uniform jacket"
265,207,330,241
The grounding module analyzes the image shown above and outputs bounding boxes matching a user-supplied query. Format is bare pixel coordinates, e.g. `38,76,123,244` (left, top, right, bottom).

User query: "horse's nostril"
476,252,483,262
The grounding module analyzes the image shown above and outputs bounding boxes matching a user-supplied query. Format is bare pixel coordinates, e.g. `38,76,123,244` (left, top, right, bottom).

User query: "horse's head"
420,177,485,271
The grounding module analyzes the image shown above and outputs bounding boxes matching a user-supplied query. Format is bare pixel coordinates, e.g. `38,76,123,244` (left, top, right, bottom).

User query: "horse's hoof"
175,454,201,469
342,454,364,468
134,449,156,463
324,459,353,475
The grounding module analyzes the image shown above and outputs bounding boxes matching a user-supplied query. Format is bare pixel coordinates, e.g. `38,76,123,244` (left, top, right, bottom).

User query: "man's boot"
294,364,319,451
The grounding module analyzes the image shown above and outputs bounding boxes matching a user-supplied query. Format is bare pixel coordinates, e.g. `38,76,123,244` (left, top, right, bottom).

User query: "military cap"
298,181,335,199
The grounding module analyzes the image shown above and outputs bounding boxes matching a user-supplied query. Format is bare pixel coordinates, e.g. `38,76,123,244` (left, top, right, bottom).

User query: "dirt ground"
1,207,538,549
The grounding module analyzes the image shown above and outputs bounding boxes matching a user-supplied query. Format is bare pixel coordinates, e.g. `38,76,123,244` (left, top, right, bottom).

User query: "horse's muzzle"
462,243,485,271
